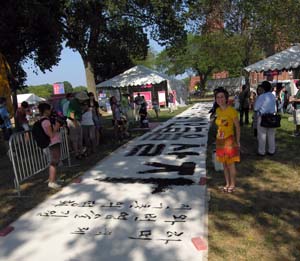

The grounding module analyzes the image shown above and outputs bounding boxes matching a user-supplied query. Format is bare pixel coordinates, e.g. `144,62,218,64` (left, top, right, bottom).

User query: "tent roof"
244,45,300,72
17,93,45,104
96,65,174,88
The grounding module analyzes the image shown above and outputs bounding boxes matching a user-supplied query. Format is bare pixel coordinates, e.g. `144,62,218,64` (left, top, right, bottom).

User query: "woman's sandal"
221,186,229,192
227,187,236,193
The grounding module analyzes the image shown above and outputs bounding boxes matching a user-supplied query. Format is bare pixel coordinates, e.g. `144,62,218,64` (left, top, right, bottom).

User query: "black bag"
32,118,51,148
0,114,4,125
261,113,281,128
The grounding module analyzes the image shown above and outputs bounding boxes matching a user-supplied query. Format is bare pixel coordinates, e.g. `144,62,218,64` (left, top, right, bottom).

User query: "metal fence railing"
8,127,71,196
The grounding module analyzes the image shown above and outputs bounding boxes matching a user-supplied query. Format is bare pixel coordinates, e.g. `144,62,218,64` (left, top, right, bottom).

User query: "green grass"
207,112,300,260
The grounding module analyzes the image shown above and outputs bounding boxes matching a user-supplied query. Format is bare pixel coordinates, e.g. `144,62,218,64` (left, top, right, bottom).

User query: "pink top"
41,117,61,145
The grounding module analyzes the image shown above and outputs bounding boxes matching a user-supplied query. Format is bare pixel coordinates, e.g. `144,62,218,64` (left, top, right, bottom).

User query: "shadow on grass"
207,114,300,260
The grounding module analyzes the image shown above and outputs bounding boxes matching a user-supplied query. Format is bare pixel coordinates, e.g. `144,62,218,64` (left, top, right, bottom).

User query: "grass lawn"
207,113,300,260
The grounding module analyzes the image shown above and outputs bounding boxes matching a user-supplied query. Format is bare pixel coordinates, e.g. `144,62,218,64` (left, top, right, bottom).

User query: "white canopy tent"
244,45,300,72
206,76,245,94
17,93,45,105
96,65,188,105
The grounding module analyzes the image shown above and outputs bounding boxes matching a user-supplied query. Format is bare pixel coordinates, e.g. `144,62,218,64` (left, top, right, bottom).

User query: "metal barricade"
8,127,70,196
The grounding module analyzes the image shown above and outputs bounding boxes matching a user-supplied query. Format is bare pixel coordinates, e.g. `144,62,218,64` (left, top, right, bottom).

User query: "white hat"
75,92,89,101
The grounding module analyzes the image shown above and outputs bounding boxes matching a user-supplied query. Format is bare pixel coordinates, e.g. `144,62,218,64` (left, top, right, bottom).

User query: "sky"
24,40,164,88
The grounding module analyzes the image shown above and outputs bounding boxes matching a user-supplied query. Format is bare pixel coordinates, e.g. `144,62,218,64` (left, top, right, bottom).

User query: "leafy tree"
134,48,159,70
18,84,53,98
157,32,242,90
63,81,73,93
63,0,187,95
0,0,65,110
73,86,87,92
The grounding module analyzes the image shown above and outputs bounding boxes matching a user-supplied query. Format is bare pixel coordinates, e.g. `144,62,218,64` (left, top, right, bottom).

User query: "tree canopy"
0,0,65,88
63,0,187,95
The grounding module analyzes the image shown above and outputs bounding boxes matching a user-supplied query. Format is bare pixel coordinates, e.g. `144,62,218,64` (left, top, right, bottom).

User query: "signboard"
53,82,65,94
158,91,166,106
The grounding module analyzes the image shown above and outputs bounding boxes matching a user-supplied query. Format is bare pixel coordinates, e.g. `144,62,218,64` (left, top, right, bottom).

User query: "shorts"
44,143,61,166
293,109,300,125
216,135,240,164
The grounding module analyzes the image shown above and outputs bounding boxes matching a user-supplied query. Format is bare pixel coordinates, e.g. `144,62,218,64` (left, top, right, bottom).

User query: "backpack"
32,118,51,149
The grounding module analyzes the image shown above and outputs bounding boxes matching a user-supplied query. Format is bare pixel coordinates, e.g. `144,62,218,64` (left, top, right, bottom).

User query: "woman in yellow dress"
214,87,240,193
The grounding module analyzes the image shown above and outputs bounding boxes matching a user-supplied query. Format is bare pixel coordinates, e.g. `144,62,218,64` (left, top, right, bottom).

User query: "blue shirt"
254,92,276,115
0,106,12,129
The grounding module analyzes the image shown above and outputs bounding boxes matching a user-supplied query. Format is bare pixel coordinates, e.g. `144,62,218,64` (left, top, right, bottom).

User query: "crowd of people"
0,91,172,189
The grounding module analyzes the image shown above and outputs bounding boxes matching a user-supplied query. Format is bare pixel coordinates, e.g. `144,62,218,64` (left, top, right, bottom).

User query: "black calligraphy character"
126,144,166,156
71,227,89,235
101,202,123,208
81,201,95,207
138,162,196,176
118,212,129,220
168,144,201,159
157,231,184,244
151,203,163,209
129,201,151,209
128,230,152,241
54,200,78,207
74,213,91,219
142,133,174,141
173,204,192,211
135,214,157,222
90,210,101,219
95,226,112,236
164,215,187,225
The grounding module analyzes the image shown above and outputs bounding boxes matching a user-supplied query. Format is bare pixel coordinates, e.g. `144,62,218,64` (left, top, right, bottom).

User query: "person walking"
214,87,240,193
37,102,62,189
167,92,174,113
239,84,250,125
254,81,277,156
134,93,143,121
289,81,300,136
278,86,286,114
152,98,159,118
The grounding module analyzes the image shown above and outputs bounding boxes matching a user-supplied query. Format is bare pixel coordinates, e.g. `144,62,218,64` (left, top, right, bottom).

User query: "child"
38,102,62,189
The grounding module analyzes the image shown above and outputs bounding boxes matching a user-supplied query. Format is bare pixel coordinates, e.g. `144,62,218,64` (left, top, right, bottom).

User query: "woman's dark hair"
38,102,51,115
109,96,116,106
21,101,29,108
261,81,272,92
214,87,229,102
88,92,94,97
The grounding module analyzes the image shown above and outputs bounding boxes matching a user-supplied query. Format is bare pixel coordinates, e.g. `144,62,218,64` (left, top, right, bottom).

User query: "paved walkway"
0,103,211,261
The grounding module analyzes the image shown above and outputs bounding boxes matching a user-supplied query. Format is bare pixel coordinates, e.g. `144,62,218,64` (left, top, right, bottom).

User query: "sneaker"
48,182,62,189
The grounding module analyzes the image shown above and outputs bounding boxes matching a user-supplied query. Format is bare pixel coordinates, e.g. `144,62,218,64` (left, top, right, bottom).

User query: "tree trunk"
84,59,96,96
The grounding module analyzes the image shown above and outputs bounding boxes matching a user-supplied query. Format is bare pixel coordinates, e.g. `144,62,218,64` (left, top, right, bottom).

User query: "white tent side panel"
167,79,188,106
